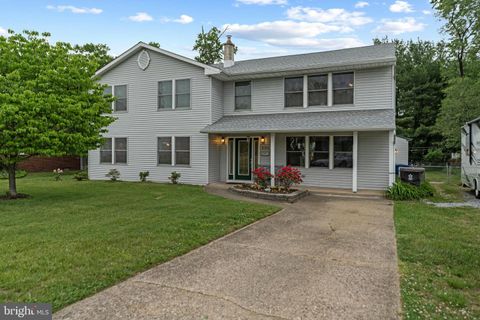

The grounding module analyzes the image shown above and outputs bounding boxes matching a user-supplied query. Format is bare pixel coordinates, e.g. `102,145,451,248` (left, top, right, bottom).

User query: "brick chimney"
223,35,235,68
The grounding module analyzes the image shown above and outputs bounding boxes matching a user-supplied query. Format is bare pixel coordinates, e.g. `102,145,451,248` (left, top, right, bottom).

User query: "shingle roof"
211,44,395,77
201,109,395,134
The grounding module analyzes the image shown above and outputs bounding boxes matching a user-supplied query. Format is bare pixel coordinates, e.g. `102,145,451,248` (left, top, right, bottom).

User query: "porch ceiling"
201,109,395,134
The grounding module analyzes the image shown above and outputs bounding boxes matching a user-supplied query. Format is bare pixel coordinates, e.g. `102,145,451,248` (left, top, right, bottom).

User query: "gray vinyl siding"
357,131,390,190
88,49,211,184
211,78,224,122
222,66,393,115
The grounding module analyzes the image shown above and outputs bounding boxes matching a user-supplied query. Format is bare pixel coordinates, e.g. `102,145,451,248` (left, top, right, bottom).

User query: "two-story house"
89,37,396,192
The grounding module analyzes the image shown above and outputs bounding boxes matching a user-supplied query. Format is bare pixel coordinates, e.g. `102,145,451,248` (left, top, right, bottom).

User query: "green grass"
0,172,279,311
424,167,464,202
395,169,480,319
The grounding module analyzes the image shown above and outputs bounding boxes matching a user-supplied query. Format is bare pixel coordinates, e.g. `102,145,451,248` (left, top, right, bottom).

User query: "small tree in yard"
0,30,114,198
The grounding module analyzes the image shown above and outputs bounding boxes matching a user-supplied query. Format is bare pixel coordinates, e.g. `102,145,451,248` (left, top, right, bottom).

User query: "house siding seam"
88,49,211,185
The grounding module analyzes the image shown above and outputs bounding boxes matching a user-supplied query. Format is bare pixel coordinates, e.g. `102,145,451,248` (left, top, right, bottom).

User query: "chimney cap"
225,35,233,44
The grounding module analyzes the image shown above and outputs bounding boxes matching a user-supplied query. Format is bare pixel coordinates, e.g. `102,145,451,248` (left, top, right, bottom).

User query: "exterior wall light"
221,137,226,144
260,136,266,144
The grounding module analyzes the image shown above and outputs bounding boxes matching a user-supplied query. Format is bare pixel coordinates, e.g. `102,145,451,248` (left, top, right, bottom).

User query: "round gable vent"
137,50,151,70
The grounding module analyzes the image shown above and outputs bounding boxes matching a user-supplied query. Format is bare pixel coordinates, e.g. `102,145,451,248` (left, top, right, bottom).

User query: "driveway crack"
135,279,291,320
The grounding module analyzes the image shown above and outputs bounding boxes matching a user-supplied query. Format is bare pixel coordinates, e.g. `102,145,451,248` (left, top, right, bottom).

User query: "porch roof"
201,109,395,134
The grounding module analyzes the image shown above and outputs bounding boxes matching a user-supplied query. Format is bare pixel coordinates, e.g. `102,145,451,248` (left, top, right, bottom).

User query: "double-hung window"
100,137,127,164
333,72,354,105
286,136,305,166
158,79,191,110
334,136,353,168
104,85,127,112
235,81,251,110
100,138,112,163
158,80,173,110
308,75,328,106
309,136,329,167
284,77,304,108
158,137,191,166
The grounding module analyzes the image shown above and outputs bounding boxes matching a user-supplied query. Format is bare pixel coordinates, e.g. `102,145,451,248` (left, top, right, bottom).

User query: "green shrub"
386,181,435,200
139,171,149,182
0,170,28,180
106,169,120,182
73,171,88,181
169,171,181,184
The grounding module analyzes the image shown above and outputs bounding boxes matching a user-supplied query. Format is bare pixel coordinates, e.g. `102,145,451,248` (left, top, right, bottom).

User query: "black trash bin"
399,167,425,186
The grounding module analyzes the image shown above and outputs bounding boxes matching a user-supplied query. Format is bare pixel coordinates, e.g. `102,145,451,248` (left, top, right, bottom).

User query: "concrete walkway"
55,192,401,320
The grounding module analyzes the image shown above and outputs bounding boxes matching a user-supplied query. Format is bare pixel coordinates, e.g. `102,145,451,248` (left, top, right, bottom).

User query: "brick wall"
18,156,81,172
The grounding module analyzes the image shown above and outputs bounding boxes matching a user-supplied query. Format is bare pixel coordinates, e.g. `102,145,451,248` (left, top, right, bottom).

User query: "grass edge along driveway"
0,173,279,311
394,169,480,319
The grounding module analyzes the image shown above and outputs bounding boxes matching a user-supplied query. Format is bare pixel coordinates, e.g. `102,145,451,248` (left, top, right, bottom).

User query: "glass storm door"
235,138,252,181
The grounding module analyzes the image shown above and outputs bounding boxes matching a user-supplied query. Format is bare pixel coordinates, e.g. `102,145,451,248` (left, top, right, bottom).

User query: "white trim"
305,135,310,168
352,131,358,192
172,80,176,110
303,75,308,108
327,73,333,107
270,133,276,186
95,42,221,77
328,136,334,170
389,130,395,186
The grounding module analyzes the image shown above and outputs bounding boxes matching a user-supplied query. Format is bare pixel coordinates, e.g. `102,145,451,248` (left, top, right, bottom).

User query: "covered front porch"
202,110,396,192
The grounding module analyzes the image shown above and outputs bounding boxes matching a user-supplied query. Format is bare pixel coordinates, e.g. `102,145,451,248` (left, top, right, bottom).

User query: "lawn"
0,172,279,311
395,168,480,319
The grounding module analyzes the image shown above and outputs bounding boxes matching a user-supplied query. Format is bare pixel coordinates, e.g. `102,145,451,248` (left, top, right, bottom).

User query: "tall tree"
431,0,480,77
147,42,161,49
193,26,237,64
0,30,115,198
374,38,447,162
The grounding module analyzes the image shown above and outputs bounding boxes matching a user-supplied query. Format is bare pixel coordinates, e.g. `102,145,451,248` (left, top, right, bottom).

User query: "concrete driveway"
55,194,401,320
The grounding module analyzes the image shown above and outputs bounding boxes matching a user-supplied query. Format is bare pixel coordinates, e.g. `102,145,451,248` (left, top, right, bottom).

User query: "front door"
235,138,252,181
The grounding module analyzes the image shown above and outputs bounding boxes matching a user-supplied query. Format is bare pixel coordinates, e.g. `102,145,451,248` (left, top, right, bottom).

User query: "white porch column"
305,135,310,168
352,131,358,193
328,135,334,170
389,130,395,186
270,133,276,186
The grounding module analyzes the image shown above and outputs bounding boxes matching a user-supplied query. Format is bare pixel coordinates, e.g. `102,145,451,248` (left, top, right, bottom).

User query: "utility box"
399,167,425,186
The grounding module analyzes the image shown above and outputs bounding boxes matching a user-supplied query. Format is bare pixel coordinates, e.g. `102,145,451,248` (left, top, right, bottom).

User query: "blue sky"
0,0,443,60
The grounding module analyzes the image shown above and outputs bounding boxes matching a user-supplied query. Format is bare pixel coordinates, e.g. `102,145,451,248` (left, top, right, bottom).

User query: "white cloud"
0,27,7,36
46,5,102,14
374,17,425,35
128,12,154,22
286,6,373,29
389,1,413,13
173,14,194,24
355,1,369,8
236,0,287,5
263,37,365,49
422,10,431,15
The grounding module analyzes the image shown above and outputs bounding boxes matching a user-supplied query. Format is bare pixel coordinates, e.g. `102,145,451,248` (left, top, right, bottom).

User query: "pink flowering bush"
275,165,303,191
252,167,273,189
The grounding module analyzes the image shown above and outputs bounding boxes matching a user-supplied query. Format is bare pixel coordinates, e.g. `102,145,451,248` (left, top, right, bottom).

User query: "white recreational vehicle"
461,117,480,197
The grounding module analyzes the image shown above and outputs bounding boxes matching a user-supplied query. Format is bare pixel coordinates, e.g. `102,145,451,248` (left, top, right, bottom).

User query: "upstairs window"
286,136,305,166
333,72,354,105
308,75,328,106
309,136,329,167
334,136,353,168
158,80,173,110
114,85,127,112
235,81,251,110
175,79,191,109
284,77,303,108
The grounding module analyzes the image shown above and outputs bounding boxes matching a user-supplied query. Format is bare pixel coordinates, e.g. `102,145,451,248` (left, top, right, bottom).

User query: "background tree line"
375,0,480,163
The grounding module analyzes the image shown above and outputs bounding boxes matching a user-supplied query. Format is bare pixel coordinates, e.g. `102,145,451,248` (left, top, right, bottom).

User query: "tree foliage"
374,37,447,162
147,42,161,48
193,26,237,64
431,0,480,77
0,30,114,197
